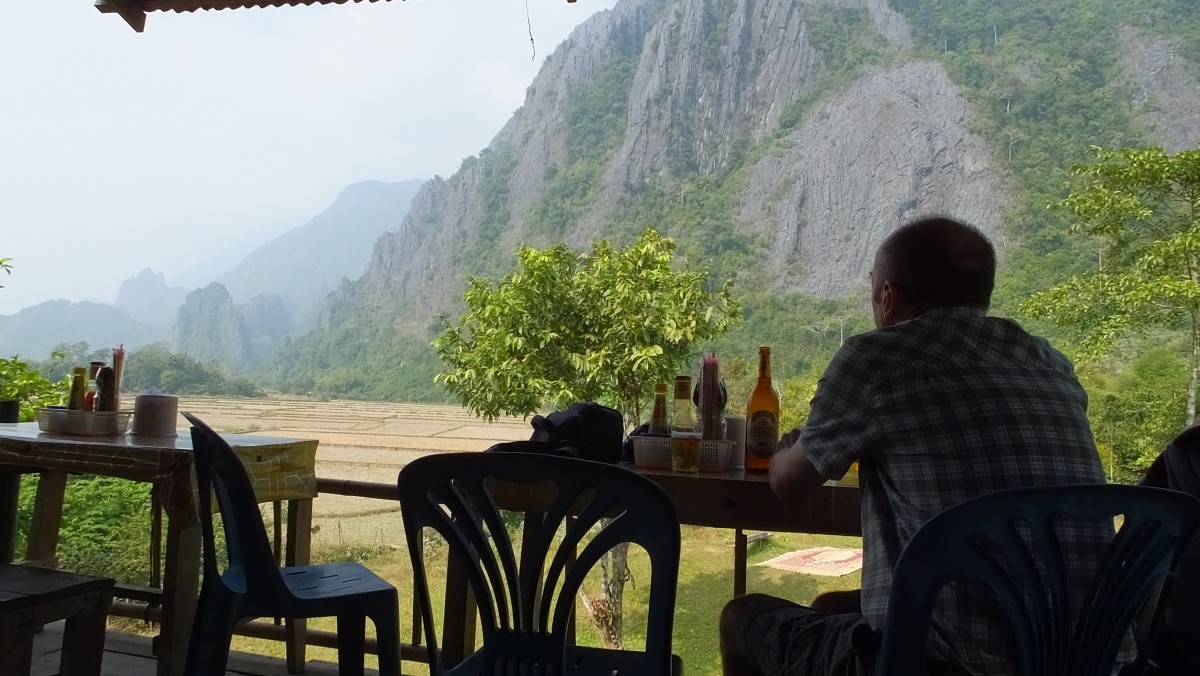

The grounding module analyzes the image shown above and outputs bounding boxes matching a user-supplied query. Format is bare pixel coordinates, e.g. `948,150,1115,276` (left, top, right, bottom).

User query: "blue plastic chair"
397,451,682,676
182,411,401,676
876,484,1200,676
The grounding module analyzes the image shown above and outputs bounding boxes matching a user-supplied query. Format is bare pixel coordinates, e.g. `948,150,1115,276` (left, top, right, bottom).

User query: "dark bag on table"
486,402,624,464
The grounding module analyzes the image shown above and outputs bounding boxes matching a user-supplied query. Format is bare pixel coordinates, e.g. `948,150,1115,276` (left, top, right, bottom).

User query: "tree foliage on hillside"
1023,147,1200,427
121,344,262,397
433,227,741,427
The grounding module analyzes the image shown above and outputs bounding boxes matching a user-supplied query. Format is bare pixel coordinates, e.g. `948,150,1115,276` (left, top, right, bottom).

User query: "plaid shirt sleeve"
798,337,880,479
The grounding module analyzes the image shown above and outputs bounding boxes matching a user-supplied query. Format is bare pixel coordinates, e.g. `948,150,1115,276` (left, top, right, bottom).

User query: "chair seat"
222,561,396,619
280,562,396,598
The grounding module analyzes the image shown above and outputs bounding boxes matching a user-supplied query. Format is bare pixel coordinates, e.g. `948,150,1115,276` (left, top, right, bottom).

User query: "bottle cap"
654,383,667,394
73,367,86,376
673,375,692,399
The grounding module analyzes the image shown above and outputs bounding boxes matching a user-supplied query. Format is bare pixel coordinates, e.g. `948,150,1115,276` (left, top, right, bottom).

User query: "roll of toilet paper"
131,394,180,436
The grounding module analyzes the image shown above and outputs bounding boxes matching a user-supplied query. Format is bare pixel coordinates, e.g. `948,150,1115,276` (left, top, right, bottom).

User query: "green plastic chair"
183,411,402,676
397,451,683,675
876,484,1200,676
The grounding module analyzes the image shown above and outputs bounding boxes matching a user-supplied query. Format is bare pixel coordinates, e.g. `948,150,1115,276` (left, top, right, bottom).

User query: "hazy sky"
0,0,614,316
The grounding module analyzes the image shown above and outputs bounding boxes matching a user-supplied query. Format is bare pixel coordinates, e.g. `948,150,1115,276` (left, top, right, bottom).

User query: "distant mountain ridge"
115,269,191,325
0,300,162,358
1,179,424,362
214,179,425,328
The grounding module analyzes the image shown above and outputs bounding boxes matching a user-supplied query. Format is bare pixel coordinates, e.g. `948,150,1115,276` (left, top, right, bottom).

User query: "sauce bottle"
745,347,780,471
68,367,88,410
95,366,117,412
84,361,105,411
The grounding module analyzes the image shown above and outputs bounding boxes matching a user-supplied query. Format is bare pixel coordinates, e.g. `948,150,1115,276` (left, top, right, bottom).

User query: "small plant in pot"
0,355,68,423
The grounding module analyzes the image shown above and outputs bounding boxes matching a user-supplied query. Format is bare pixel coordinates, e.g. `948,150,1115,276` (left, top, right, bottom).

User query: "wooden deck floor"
30,622,386,676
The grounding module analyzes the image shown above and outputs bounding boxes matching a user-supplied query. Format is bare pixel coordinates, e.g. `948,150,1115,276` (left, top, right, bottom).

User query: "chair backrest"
184,411,285,599
397,451,680,676
876,484,1200,676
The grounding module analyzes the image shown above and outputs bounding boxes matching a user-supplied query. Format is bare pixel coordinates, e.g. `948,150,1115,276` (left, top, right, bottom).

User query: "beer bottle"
745,347,780,471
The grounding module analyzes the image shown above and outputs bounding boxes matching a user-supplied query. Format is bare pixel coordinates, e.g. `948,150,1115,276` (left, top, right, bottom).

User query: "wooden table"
631,466,862,596
0,422,318,676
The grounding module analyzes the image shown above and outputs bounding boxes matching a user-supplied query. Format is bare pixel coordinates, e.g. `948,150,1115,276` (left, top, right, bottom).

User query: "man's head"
870,216,995,328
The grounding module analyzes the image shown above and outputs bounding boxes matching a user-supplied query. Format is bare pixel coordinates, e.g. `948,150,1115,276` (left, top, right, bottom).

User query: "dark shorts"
734,596,879,676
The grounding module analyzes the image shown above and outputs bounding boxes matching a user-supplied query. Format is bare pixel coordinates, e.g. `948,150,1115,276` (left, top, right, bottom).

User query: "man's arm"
769,428,829,502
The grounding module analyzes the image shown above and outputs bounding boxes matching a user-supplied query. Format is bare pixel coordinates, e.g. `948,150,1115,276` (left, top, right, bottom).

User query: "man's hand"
769,428,828,501
778,427,802,454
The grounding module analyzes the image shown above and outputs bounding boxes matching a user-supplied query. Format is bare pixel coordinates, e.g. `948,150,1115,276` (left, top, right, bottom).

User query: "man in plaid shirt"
720,217,1116,676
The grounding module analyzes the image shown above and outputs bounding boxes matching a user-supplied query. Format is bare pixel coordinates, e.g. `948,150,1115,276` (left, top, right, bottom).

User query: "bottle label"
746,410,778,458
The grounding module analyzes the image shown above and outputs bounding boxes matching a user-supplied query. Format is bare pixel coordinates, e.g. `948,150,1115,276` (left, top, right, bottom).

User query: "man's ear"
879,281,898,326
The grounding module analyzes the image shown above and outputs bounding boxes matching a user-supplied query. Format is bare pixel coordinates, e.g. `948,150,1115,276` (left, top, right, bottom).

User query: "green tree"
0,257,11,287
0,353,69,421
434,227,741,427
1022,147,1200,423
433,226,740,647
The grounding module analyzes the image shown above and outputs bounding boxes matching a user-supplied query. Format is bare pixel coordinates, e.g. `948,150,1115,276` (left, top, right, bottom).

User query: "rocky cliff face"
318,0,1199,347
1119,26,1200,152
172,283,250,366
328,0,1004,332
738,61,1004,296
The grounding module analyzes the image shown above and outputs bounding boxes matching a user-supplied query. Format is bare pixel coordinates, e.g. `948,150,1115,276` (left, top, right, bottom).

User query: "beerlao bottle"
745,346,780,471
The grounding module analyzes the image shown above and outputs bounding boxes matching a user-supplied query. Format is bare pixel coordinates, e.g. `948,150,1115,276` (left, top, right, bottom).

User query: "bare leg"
720,594,780,676
810,589,861,615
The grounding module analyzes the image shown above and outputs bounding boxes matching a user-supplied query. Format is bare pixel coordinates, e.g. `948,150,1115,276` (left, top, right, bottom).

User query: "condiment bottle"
95,366,117,412
670,376,701,473
745,346,780,471
648,383,670,436
68,367,88,410
84,361,104,411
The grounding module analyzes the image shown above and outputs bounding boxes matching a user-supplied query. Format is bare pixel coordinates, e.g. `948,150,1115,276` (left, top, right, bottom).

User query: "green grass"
224,528,863,676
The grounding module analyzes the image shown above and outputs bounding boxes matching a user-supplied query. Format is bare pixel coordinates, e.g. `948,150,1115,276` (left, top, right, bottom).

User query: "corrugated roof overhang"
95,0,433,33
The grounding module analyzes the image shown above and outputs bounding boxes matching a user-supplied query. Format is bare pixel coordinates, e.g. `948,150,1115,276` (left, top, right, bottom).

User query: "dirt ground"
178,396,533,551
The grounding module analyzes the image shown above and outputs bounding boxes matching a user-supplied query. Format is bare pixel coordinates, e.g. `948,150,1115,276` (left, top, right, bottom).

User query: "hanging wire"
525,0,536,60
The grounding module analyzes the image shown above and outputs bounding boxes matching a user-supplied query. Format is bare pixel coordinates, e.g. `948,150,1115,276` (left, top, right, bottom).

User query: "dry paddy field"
178,396,532,551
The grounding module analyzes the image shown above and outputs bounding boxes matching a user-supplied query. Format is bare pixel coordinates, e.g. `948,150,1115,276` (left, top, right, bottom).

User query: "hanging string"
525,0,536,60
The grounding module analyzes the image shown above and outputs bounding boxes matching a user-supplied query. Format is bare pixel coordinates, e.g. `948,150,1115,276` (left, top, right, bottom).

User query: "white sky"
0,0,614,315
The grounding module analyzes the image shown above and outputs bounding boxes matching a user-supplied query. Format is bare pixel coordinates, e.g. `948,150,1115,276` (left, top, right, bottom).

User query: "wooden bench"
0,564,115,676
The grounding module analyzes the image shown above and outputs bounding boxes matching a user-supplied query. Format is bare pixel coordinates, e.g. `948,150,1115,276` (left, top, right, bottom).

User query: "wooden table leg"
285,498,313,674
734,528,748,598
27,470,68,565
0,472,18,564
158,489,201,676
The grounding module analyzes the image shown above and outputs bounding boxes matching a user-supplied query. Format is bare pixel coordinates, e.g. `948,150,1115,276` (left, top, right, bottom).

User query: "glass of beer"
671,431,702,473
